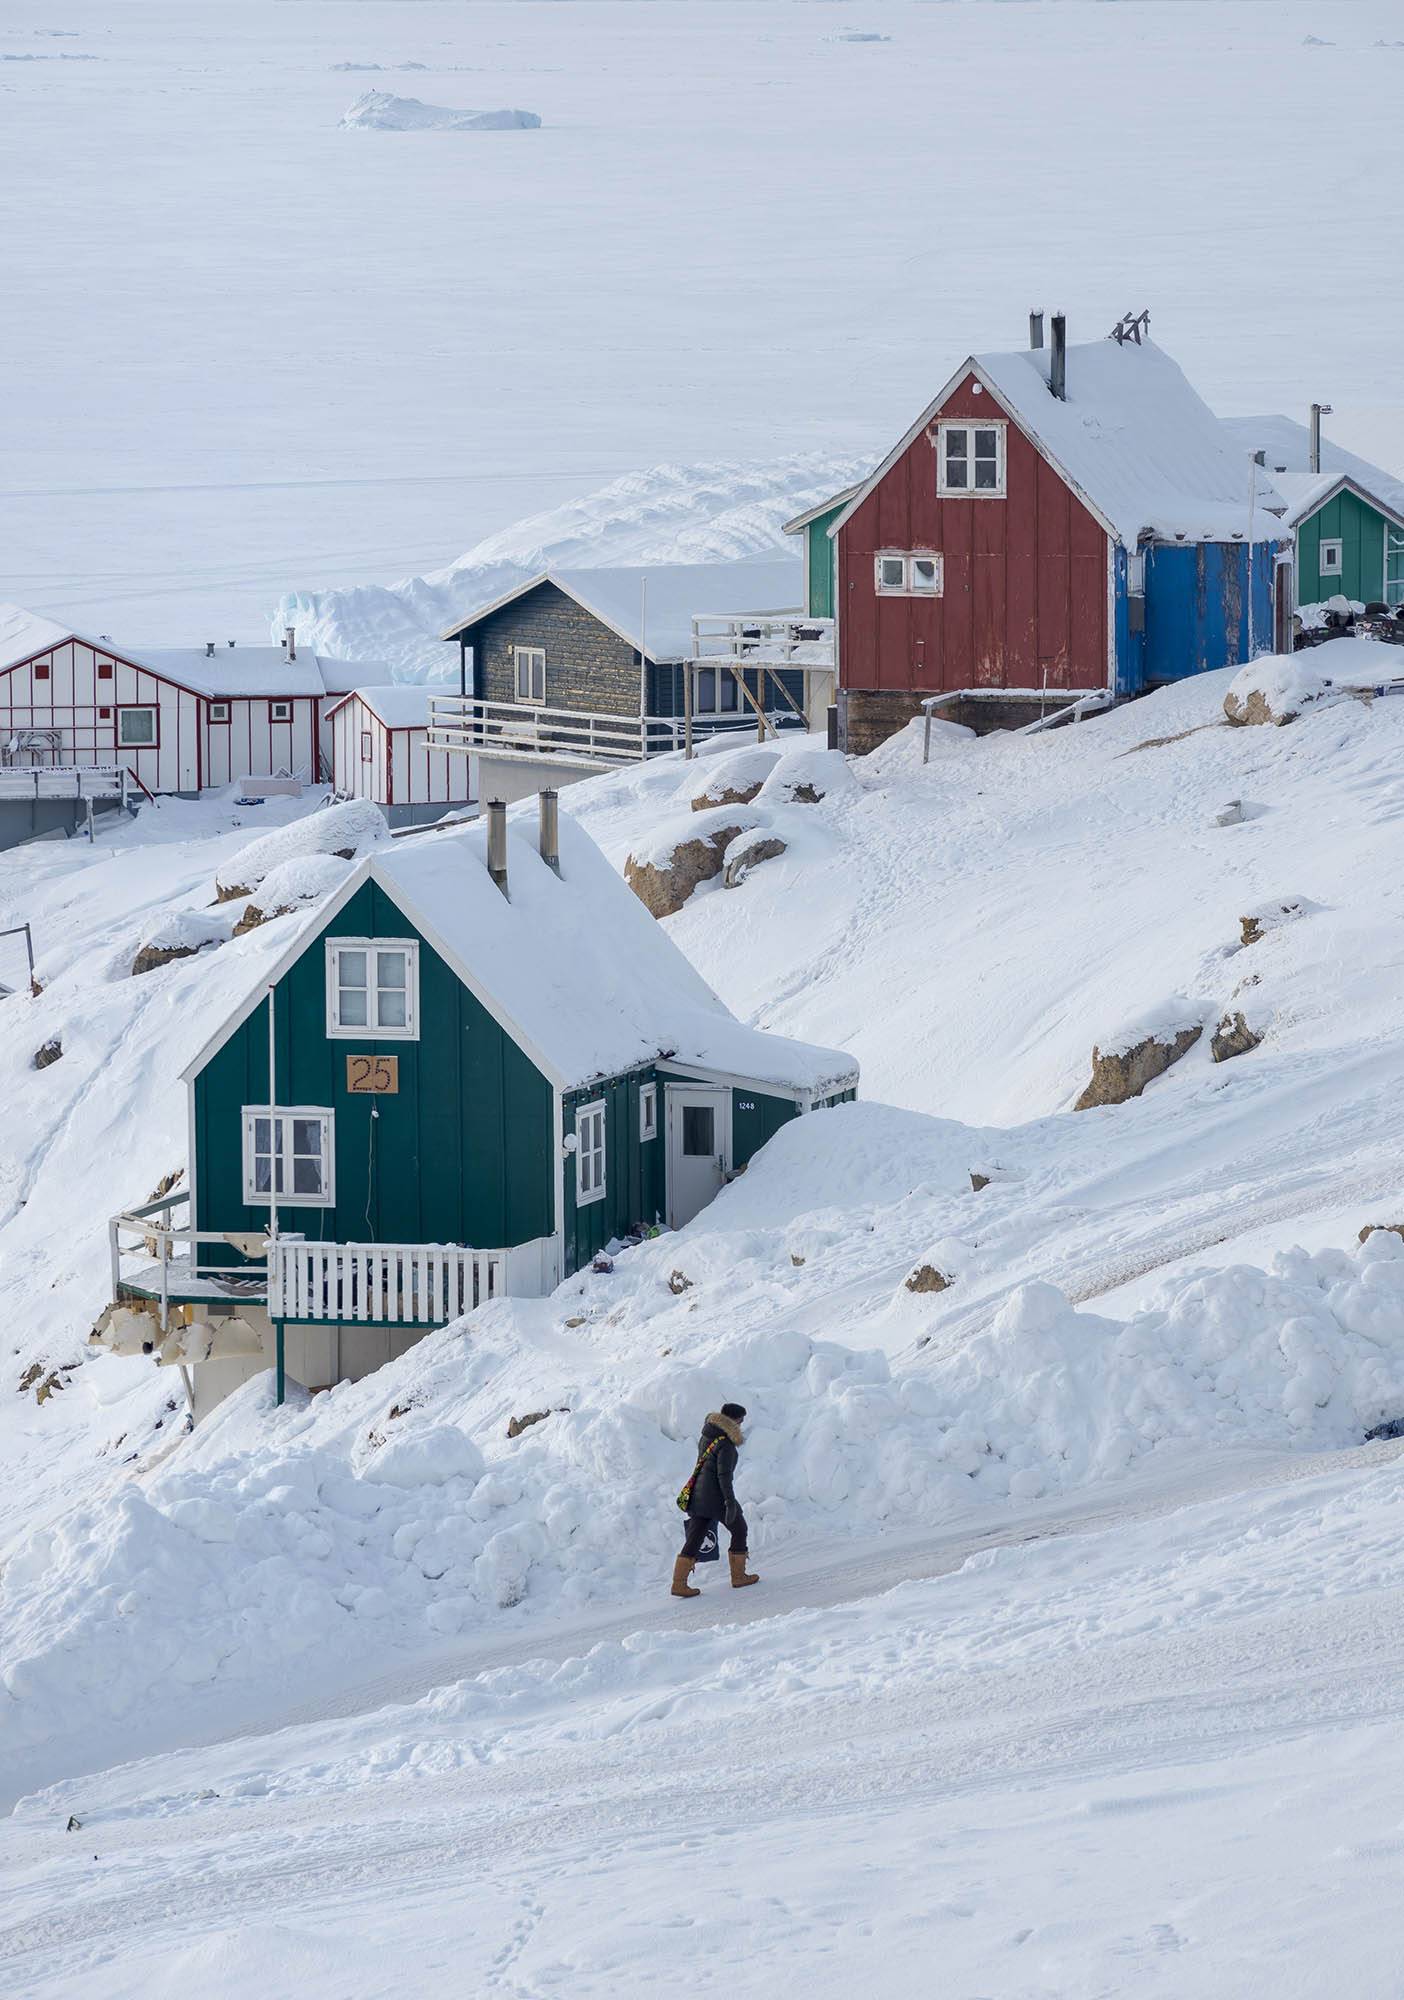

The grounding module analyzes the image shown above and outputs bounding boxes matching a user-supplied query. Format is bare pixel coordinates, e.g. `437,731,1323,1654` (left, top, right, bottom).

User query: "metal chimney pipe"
486,798,509,897
1309,402,1332,475
284,625,296,661
1029,309,1044,350
1049,313,1067,400
538,788,560,875
205,641,215,658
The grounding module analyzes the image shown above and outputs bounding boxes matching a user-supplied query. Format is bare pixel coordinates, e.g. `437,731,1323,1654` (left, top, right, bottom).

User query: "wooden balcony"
109,1191,268,1330
269,1235,556,1325
690,612,835,673
426,696,687,769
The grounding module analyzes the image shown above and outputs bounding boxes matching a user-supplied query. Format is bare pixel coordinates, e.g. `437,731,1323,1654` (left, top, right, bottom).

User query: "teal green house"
783,485,859,621
1222,415,1404,615
98,801,856,1421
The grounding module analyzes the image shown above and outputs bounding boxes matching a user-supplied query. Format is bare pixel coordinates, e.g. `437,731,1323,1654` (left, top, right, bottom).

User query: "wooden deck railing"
269,1239,514,1325
426,697,686,767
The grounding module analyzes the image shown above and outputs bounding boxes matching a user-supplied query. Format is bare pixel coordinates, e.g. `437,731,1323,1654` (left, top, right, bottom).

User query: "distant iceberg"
341,91,541,132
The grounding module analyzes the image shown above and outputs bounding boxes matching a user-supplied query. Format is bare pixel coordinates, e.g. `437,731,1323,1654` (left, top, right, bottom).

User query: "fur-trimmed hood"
706,1411,743,1446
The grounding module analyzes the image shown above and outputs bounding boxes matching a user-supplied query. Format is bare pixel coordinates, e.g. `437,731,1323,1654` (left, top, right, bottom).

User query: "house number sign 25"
346,1055,399,1094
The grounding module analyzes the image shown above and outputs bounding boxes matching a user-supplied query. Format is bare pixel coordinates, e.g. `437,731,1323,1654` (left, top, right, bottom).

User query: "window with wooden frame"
513,645,546,703
693,665,740,714
875,552,943,597
326,938,419,1039
639,1081,658,1142
117,705,157,746
360,729,374,762
270,699,292,722
34,663,50,680
98,662,114,681
937,420,1007,497
576,1100,607,1206
241,1106,334,1206
99,707,112,721
1319,538,1343,577
208,701,231,723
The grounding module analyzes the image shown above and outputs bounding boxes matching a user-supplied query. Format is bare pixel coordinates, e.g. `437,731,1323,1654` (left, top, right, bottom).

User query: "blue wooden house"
96,798,857,1421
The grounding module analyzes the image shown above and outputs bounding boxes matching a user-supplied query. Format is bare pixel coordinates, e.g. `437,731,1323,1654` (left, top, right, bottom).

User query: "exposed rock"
1358,1223,1404,1246
214,881,252,905
1240,900,1308,947
970,1172,990,1192
1074,1024,1202,1110
624,822,746,919
232,900,301,936
1223,685,1287,727
904,1263,952,1294
32,1038,62,1070
131,939,212,977
758,748,856,807
507,1408,551,1439
148,1167,184,1203
1210,1011,1263,1063
1364,1415,1404,1442
790,1253,806,1267
722,831,787,888
667,1269,693,1296
17,1362,44,1394
692,780,765,811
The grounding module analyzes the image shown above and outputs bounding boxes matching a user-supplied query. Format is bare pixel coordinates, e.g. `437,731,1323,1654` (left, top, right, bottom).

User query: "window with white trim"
241,1107,334,1206
576,1100,606,1205
875,552,944,597
326,939,419,1038
1319,538,1343,577
270,699,292,722
693,665,740,714
209,701,230,723
640,1082,657,1142
117,706,157,746
937,421,1007,497
513,645,546,703
360,729,374,762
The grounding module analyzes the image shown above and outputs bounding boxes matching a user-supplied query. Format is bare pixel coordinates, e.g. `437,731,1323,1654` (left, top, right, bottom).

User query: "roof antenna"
1111,309,1151,346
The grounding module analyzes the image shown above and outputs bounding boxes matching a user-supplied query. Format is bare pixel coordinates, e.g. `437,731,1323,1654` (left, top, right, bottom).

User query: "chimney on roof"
1049,313,1067,400
205,641,215,658
227,639,236,648
1309,402,1333,475
1029,310,1044,350
538,788,561,875
284,625,297,662
486,798,509,898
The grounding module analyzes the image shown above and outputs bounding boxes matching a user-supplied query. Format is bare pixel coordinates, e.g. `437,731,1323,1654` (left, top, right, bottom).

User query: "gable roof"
325,683,435,728
782,486,862,535
440,560,803,661
831,337,1288,547
1261,469,1404,534
1220,414,1404,522
184,810,857,1100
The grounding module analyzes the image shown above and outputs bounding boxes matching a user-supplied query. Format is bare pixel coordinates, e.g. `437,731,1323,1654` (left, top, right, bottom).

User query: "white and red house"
0,606,389,796
325,683,474,825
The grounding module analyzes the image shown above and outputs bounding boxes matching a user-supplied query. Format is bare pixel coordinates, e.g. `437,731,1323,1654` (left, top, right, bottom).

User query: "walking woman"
672,1403,759,1597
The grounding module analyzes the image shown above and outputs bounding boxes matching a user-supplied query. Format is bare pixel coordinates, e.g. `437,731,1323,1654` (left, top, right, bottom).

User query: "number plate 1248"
347,1055,399,1094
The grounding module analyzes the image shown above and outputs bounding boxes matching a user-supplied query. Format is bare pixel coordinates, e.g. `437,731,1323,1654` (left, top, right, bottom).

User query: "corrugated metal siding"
193,880,554,1252
1141,541,1278,684
837,374,1109,696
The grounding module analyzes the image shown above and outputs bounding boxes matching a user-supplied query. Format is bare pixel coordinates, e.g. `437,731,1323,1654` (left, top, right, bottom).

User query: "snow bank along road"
5,1446,1404,1999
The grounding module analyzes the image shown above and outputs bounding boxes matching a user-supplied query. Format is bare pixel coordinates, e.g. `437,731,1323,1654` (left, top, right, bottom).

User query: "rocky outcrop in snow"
1211,1011,1264,1063
1074,1002,1203,1109
215,801,388,901
624,807,761,917
687,746,779,811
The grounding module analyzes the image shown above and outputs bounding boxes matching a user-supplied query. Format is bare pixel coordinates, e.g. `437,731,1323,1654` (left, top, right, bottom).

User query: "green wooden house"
1222,415,1404,615
783,485,860,622
97,797,857,1421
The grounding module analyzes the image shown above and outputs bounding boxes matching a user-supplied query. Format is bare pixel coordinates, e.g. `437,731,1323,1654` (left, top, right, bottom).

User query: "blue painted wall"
1117,540,1280,691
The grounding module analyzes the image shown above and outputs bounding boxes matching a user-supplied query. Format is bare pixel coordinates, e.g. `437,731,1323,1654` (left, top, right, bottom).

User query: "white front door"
665,1084,730,1229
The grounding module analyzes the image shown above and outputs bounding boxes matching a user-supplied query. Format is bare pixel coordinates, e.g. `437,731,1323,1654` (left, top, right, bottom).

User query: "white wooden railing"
0,764,134,805
427,696,686,768
270,1239,508,1325
690,613,834,672
109,1192,268,1327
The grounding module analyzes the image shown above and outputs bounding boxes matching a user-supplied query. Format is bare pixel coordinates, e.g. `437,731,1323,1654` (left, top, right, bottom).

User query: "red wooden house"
828,316,1287,752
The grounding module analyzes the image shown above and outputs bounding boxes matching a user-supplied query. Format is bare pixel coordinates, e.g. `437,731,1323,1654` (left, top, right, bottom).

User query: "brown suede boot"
671,1556,700,1599
729,1549,759,1588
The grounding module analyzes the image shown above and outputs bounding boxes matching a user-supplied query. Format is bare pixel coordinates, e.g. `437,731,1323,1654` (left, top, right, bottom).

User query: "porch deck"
116,1257,268,1310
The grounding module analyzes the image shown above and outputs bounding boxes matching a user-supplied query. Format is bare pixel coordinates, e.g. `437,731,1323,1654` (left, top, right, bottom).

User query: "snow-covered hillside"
6,649,1404,1991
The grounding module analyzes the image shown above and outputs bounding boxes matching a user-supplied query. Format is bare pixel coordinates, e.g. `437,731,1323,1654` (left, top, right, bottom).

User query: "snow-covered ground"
5,646,1404,1989
3,0,1404,642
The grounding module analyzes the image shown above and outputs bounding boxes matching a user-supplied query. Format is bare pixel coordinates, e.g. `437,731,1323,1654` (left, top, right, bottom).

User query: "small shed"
95,801,856,1420
1222,415,1404,615
326,684,474,826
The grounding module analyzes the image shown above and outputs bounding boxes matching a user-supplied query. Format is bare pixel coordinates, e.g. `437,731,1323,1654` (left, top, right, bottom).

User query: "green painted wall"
561,1064,664,1274
804,508,844,619
193,880,554,1255
1297,489,1388,607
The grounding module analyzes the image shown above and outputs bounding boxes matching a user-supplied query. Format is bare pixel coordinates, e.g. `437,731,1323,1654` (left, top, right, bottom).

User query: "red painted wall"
837,374,1110,694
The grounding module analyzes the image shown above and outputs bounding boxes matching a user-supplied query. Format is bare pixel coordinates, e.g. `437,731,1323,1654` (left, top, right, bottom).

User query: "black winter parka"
686,1414,742,1525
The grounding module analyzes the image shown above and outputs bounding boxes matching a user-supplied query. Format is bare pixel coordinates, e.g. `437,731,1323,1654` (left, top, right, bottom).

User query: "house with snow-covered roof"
95,796,857,1421
820,314,1291,753
429,560,819,805
1221,413,1404,618
0,604,390,812
325,682,474,826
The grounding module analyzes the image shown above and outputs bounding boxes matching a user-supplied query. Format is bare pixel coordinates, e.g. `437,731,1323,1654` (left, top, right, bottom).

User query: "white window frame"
325,938,420,1040
513,645,546,704
576,1099,607,1206
1319,537,1344,577
117,705,158,747
937,419,1007,498
270,699,293,722
874,551,944,597
639,1081,658,1142
208,700,231,723
1385,524,1404,607
241,1106,335,1208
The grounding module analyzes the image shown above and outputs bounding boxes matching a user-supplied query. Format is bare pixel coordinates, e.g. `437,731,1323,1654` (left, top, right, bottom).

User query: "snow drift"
341,93,541,132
